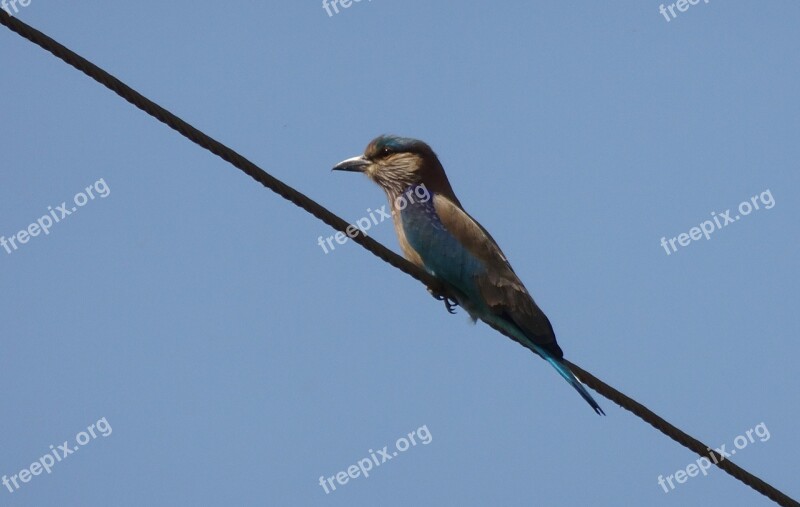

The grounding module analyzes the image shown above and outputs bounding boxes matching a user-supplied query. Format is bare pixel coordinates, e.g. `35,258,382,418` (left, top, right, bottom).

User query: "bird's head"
333,135,459,203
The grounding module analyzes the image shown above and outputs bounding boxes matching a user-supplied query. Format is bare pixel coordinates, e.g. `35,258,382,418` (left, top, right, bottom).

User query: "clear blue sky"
1,2,798,506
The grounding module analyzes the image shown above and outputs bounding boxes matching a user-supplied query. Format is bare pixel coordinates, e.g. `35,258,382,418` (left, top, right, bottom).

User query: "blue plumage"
400,189,485,290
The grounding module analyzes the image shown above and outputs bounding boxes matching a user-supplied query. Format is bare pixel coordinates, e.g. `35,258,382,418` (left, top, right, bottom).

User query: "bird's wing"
432,193,561,353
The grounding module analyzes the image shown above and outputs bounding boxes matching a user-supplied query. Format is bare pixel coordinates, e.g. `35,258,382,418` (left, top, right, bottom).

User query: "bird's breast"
396,191,485,293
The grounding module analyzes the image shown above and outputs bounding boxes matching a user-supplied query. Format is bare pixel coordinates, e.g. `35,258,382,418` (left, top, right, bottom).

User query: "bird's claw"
429,290,459,314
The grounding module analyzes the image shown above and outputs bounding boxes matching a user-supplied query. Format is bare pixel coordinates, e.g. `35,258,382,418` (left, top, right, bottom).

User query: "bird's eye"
382,146,394,156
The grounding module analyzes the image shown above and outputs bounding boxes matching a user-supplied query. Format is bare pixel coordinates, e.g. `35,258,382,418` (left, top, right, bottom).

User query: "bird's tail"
537,347,605,416
493,318,604,415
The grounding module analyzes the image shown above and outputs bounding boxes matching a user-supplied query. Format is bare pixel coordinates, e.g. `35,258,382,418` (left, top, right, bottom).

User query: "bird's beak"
332,155,370,173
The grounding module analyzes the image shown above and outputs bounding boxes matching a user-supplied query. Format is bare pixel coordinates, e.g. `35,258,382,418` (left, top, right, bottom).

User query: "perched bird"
333,135,604,415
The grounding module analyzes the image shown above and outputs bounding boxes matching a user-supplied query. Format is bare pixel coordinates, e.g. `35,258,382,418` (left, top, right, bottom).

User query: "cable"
565,360,797,506
1,10,797,507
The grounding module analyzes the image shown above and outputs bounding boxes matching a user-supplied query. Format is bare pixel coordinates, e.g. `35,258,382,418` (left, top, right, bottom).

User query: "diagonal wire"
1,10,797,507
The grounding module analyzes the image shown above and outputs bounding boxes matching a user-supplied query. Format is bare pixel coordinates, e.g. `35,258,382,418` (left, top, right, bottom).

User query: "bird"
333,135,604,415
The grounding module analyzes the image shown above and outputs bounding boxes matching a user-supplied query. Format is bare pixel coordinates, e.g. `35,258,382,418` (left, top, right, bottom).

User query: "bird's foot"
428,288,459,314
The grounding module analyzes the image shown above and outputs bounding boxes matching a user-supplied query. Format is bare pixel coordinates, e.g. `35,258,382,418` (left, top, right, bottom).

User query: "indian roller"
333,135,604,415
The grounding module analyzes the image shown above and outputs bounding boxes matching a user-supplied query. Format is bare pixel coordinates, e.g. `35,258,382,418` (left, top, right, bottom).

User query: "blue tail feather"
540,349,605,415
490,317,605,415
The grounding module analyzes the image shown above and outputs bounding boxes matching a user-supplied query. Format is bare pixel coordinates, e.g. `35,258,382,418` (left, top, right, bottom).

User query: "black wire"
1,10,797,507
